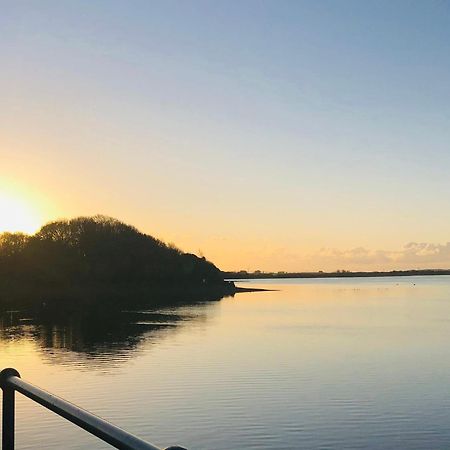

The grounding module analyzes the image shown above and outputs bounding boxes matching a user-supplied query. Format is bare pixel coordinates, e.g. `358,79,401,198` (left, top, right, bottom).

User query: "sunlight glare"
0,193,41,234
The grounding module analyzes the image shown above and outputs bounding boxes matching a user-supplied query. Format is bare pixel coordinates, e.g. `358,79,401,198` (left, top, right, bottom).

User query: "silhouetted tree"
0,216,229,302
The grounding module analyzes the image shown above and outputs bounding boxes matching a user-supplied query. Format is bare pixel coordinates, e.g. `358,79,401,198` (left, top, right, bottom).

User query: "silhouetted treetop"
0,232,30,257
0,216,225,289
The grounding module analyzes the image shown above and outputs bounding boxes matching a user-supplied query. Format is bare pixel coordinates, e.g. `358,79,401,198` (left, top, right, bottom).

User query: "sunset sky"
2,1,450,272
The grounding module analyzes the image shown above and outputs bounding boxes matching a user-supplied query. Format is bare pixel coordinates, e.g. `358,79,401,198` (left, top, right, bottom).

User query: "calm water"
3,276,450,449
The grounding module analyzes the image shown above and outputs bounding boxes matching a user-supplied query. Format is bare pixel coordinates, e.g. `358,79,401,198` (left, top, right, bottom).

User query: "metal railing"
0,368,186,450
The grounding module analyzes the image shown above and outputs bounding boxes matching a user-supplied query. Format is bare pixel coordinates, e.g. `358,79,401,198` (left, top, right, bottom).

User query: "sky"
1,0,450,272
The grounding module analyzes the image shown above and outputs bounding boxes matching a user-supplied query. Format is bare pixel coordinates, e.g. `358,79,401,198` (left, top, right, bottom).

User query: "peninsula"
0,215,235,308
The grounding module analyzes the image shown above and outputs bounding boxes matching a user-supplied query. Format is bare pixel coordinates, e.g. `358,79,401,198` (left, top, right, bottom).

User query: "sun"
0,192,41,234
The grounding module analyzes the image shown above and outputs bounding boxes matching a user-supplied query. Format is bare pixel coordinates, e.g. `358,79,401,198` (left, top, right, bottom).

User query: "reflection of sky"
2,1,450,270
3,278,450,448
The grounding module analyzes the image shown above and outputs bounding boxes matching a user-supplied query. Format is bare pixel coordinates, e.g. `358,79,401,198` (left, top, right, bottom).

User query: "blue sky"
2,1,450,270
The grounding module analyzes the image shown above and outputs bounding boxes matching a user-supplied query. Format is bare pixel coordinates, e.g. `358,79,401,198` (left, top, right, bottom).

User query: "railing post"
0,368,186,450
0,368,21,450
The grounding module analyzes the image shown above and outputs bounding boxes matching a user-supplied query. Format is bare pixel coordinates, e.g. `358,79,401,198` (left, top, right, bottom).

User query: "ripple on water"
3,277,450,449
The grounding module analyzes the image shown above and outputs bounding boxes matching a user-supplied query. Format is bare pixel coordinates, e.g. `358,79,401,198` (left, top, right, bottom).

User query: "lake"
2,276,450,449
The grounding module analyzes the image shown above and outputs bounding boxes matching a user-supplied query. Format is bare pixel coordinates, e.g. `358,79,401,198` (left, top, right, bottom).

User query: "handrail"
0,368,186,450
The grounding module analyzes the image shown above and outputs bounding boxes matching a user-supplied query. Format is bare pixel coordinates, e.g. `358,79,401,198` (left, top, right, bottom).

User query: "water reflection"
0,295,225,369
4,278,450,449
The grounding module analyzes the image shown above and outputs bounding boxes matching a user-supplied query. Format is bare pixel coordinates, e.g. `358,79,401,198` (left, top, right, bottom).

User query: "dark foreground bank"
0,215,235,310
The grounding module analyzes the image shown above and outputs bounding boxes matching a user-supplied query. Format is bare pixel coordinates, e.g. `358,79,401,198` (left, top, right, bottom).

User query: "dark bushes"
0,216,230,300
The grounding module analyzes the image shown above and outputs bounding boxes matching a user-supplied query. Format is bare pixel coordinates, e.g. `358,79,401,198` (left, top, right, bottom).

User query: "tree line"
0,215,226,289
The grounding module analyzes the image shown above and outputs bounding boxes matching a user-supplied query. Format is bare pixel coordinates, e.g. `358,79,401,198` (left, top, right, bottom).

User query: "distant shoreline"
224,269,450,280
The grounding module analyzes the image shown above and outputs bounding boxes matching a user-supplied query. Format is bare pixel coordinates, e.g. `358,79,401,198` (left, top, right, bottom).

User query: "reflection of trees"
0,301,218,369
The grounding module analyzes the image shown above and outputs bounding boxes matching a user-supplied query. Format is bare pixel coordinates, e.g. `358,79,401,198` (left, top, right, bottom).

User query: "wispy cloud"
307,242,450,271
235,242,450,272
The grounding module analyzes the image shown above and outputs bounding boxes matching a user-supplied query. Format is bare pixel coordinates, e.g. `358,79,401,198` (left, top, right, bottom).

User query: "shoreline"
234,286,276,293
225,269,450,280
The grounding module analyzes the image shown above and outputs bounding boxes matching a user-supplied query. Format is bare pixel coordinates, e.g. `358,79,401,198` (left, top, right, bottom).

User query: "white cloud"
306,242,450,271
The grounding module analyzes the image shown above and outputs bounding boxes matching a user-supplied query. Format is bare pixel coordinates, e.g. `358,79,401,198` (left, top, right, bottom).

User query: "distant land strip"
224,269,450,280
